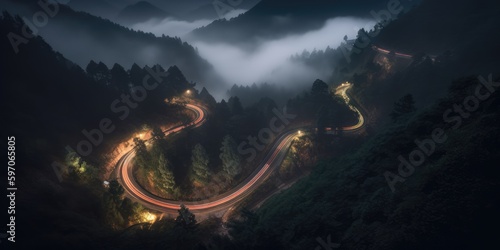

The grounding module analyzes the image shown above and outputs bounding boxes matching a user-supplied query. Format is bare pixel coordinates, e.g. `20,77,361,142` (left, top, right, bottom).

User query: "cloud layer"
131,18,213,38
192,17,376,88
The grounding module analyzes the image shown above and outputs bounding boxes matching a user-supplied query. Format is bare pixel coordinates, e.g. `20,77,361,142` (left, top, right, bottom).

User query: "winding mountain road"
116,83,364,215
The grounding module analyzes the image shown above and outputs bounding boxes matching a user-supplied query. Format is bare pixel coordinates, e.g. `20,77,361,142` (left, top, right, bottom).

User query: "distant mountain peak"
132,1,162,9
116,1,170,25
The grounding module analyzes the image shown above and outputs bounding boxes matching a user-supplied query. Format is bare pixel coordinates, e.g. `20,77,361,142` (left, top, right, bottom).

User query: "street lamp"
186,90,191,94
142,212,157,223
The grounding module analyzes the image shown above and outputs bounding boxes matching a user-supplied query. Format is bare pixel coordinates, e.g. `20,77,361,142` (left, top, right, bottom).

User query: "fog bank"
191,17,376,90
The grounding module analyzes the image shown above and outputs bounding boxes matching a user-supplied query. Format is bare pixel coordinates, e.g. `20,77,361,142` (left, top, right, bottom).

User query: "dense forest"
222,75,500,249
5,0,214,83
190,0,420,44
1,8,356,249
2,0,499,249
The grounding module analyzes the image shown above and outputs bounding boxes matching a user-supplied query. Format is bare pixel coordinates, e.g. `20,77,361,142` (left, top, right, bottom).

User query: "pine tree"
108,179,124,201
216,99,231,120
133,137,149,169
157,153,175,193
175,204,196,228
151,126,165,142
199,87,217,108
110,63,130,92
228,96,244,115
133,137,147,155
86,60,98,76
191,144,210,183
390,94,416,122
129,63,144,86
311,79,329,97
220,135,241,177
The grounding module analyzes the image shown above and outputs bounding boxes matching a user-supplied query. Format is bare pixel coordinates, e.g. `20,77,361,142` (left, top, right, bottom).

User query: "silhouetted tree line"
226,82,299,107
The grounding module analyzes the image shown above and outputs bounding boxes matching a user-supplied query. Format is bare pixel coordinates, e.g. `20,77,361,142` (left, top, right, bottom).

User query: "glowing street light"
142,212,157,223
186,90,191,94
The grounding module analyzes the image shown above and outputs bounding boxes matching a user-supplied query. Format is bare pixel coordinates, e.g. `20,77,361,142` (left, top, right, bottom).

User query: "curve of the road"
117,84,365,214
372,45,438,61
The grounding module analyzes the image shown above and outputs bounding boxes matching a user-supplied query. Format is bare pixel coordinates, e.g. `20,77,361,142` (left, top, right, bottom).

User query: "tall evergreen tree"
390,94,416,122
220,135,241,177
129,63,144,86
133,137,149,169
151,126,165,142
175,204,197,228
133,137,147,155
191,143,210,183
110,63,130,92
86,60,98,75
108,179,124,201
228,96,244,115
199,87,217,108
215,99,232,121
311,79,329,97
157,153,176,193
86,61,111,85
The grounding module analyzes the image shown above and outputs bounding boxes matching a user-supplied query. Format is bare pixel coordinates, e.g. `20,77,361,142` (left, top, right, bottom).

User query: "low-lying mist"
129,15,376,102
192,17,375,98
7,0,375,102
131,18,212,38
